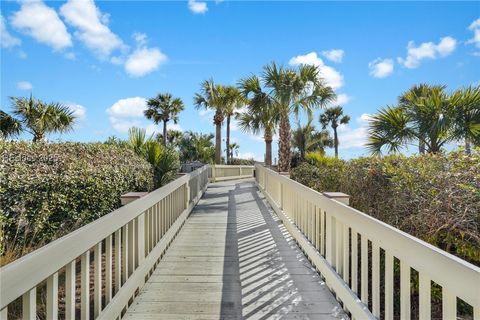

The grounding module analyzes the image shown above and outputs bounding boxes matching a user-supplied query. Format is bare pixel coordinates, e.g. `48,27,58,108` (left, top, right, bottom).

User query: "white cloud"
167,123,183,132
334,93,350,105
107,97,146,118
238,152,262,161
337,113,372,150
106,97,163,134
467,18,480,49
133,32,147,46
11,0,72,51
397,36,457,69
368,58,394,78
60,0,124,58
16,81,32,90
1,15,21,48
289,52,344,90
124,47,167,77
188,0,208,14
321,49,344,63
67,103,86,120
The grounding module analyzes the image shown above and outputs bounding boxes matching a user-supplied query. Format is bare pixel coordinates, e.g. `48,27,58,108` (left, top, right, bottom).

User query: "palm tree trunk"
226,116,231,164
278,114,291,172
265,130,273,167
333,127,339,158
419,140,425,154
465,138,471,154
163,120,168,146
215,123,222,164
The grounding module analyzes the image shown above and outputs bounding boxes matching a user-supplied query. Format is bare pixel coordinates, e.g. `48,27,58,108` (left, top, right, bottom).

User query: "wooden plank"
65,261,76,320
94,242,102,317
105,235,113,303
361,235,368,304
351,229,358,294
384,251,394,320
442,288,456,320
22,287,36,320
419,273,431,320
372,242,380,317
46,272,58,320
81,251,90,320
400,260,411,320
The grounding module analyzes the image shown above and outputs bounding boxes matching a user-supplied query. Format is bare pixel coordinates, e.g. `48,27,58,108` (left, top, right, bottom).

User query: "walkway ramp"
125,179,344,319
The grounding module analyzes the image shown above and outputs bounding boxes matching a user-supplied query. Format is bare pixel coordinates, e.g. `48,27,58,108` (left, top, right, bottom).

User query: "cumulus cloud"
289,52,344,90
369,58,394,78
106,97,163,134
337,113,372,149
188,0,208,14
321,49,344,63
67,103,87,120
334,93,350,105
16,81,32,90
467,18,480,49
397,36,457,69
11,0,72,51
124,47,167,77
60,0,124,58
1,15,21,48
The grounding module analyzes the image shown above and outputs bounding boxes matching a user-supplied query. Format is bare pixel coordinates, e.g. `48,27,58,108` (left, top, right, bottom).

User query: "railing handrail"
255,164,480,315
0,165,208,310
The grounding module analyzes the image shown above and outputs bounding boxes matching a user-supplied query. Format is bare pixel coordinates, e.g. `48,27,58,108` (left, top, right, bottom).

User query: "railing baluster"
361,235,368,304
122,224,128,283
351,229,358,294
442,288,456,320
46,272,58,320
384,251,394,320
400,260,411,320
22,287,36,320
342,225,349,285
0,308,7,319
81,251,90,320
320,210,325,256
128,220,135,275
372,242,380,317
94,242,102,317
114,229,121,293
105,235,113,303
419,273,431,320
335,219,343,275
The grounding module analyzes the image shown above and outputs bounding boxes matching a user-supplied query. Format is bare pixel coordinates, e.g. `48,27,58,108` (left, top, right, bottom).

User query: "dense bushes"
291,150,480,266
0,141,154,263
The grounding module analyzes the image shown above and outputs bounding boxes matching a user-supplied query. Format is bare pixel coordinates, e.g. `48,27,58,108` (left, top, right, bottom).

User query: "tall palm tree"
261,62,335,171
319,106,350,158
450,85,480,153
10,96,75,142
0,110,22,139
238,75,280,166
292,116,333,160
144,93,184,146
223,86,245,164
367,84,456,155
194,80,226,164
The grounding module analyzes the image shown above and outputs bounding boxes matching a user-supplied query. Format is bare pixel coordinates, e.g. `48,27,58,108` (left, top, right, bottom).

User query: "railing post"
239,166,243,176
185,181,190,209
137,213,145,266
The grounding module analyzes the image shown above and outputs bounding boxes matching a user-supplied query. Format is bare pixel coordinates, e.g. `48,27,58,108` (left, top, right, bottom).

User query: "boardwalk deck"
125,179,346,320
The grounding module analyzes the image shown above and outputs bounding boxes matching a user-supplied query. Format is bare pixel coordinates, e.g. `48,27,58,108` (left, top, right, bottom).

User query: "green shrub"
230,157,255,165
291,150,480,266
0,141,154,261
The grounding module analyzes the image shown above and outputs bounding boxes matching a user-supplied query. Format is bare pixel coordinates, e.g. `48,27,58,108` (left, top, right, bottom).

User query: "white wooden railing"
209,164,254,182
0,165,209,320
255,164,480,320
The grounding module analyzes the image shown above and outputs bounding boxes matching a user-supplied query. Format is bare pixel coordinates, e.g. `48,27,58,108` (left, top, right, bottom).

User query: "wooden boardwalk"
125,179,346,320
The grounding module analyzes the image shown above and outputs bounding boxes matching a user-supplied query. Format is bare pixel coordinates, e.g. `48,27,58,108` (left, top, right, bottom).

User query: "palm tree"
178,131,215,163
450,85,480,153
144,93,184,146
223,86,245,164
292,116,333,160
262,62,336,172
194,80,226,164
367,84,456,155
10,96,75,142
319,106,350,158
0,110,22,139
229,142,240,159
238,75,280,166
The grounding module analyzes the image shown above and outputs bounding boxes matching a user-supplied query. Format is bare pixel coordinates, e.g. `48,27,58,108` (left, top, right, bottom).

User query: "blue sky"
1,1,479,160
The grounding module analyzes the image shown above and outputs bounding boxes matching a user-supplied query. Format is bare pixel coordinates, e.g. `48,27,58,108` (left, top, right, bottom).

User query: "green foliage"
291,150,480,266
178,131,215,164
230,157,255,165
0,141,154,259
